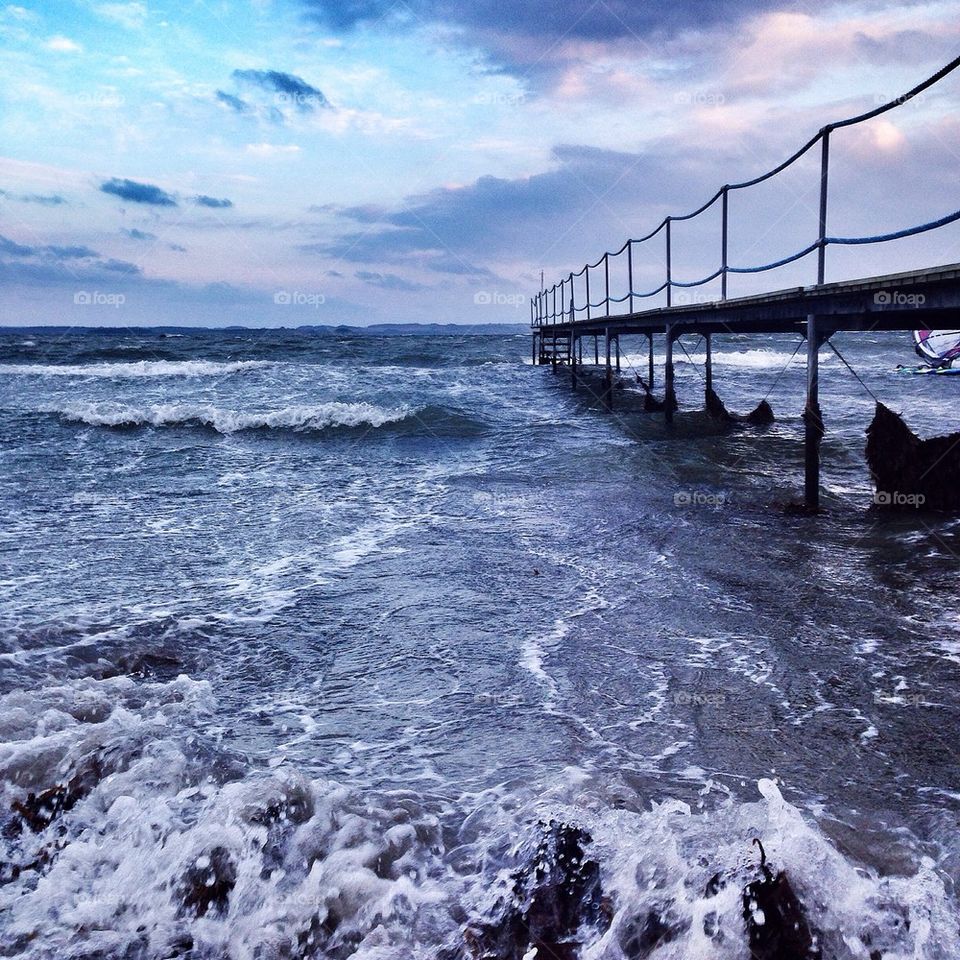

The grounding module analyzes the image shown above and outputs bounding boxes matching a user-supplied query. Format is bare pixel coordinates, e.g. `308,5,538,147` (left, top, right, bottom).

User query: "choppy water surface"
2,328,960,958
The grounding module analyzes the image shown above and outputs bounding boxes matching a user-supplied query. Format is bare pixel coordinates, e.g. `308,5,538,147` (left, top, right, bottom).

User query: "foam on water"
2,672,956,960
45,401,414,433
0,360,271,378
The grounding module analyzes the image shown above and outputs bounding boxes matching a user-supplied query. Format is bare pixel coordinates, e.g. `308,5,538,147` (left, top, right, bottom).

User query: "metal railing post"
665,218,672,308
721,186,729,301
818,129,831,285
585,266,591,321
604,253,610,318
552,284,557,323
627,240,634,314
568,273,574,322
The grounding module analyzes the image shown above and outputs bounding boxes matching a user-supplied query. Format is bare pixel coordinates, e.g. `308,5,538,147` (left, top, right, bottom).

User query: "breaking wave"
0,360,270,378
41,401,487,437
48,401,413,433
1,670,956,960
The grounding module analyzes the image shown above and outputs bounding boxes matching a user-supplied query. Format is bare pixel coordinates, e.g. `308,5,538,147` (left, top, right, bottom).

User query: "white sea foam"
1,673,957,960
619,348,836,371
48,400,413,433
0,360,270,378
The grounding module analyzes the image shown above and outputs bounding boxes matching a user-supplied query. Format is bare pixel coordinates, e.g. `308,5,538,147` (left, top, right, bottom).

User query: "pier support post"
665,327,676,424
532,333,538,366
604,328,613,411
647,334,655,390
615,336,621,373
804,314,824,510
704,333,713,397
594,336,599,366
571,334,577,390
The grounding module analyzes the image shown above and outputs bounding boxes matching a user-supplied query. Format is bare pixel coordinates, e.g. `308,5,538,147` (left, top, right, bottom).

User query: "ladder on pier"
539,334,571,366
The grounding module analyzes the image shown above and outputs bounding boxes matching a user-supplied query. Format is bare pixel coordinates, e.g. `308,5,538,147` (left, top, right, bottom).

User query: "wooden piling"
804,315,822,510
604,329,613,411
704,333,713,396
665,327,676,424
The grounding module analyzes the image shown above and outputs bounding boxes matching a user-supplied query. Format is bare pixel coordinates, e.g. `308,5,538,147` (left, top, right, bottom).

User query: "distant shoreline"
0,323,529,337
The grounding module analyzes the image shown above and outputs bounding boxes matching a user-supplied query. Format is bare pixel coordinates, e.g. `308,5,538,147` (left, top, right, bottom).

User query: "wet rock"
746,399,775,426
706,388,775,425
465,820,611,960
620,908,685,958
741,840,821,960
706,388,735,422
866,401,960,511
177,846,237,918
8,756,107,834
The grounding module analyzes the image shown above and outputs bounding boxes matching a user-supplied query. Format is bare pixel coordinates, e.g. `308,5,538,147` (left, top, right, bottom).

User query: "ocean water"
2,327,960,959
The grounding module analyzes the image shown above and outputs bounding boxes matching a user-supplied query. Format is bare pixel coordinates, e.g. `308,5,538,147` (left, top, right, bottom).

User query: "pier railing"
532,55,960,328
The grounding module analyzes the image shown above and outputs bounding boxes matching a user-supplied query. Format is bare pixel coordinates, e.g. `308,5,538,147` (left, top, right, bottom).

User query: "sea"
1,326,960,959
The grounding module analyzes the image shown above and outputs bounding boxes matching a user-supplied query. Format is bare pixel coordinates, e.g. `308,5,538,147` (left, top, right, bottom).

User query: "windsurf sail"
913,329,960,367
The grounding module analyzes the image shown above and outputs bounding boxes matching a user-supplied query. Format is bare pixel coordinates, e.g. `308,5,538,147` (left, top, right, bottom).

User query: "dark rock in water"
9,755,108,834
706,388,735,422
706,389,775,426
465,820,611,960
742,840,821,960
177,846,237,918
643,393,665,413
866,402,960,511
746,399,775,426
620,908,686,958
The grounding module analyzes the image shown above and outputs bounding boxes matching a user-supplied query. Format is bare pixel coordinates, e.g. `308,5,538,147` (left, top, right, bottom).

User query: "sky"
1,0,960,326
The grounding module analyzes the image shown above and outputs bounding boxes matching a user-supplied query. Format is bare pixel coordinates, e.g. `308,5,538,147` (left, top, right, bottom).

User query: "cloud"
216,90,250,113
44,35,82,53
94,2,148,29
21,193,68,205
45,244,99,259
355,270,426,291
0,235,34,257
297,0,806,78
0,190,68,205
100,177,177,206
232,69,331,111
122,227,157,241
316,144,675,277
0,234,138,274
194,195,234,208
246,143,301,157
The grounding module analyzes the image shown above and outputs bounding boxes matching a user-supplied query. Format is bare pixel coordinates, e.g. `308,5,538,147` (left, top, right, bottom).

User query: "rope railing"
532,54,960,327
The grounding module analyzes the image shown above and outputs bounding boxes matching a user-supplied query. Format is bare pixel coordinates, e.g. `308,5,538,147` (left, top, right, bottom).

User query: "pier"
530,55,960,510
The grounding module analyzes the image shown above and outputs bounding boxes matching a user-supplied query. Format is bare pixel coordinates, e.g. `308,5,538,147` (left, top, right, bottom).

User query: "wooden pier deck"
529,55,960,510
